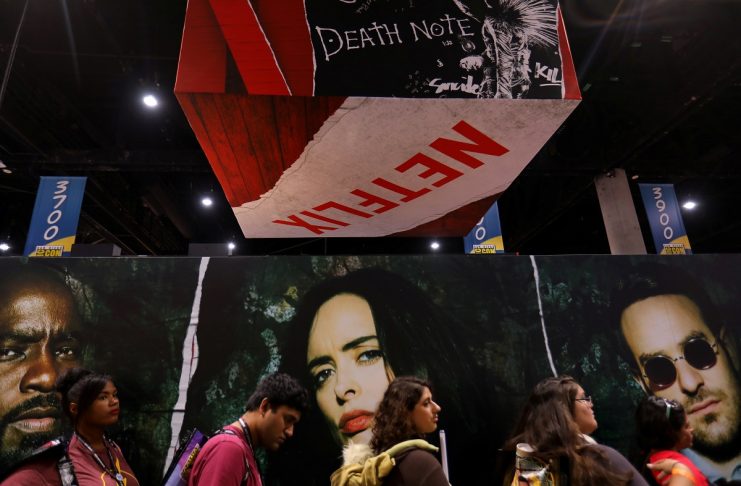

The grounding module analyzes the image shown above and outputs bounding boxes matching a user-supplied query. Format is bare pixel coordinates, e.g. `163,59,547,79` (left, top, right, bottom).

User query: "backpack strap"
214,428,251,486
57,451,79,486
383,439,438,458
0,438,79,486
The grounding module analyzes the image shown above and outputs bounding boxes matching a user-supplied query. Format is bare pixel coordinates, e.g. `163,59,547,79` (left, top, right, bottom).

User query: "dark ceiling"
0,0,739,256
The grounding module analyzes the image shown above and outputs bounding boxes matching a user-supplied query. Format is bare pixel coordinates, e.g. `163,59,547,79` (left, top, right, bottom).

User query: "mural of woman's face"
306,293,393,445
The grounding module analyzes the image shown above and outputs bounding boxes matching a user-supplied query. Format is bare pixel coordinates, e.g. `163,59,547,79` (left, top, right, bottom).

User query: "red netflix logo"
273,120,509,235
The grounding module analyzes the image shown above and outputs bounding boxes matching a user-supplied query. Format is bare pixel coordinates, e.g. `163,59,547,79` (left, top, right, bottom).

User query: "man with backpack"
188,372,309,486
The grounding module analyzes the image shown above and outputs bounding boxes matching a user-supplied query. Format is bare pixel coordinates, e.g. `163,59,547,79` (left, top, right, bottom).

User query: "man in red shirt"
188,372,308,486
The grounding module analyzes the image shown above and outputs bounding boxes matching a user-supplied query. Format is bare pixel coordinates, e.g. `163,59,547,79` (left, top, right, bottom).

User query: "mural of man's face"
621,294,741,457
0,278,81,470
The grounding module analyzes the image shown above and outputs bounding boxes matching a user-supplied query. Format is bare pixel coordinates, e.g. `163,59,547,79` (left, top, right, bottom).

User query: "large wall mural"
1,255,739,484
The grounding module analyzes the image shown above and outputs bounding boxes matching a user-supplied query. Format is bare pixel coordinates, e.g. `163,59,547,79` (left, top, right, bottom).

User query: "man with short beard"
0,265,82,475
614,266,741,483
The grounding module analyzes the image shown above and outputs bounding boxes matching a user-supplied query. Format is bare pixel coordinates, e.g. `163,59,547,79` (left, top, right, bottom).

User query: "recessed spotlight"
227,242,236,250
142,94,159,108
201,197,213,207
0,243,10,251
430,241,440,251
682,201,697,210
631,174,639,180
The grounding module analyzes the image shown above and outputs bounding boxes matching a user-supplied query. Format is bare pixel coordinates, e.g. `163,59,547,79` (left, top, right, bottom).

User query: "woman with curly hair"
636,396,708,486
273,268,488,485
332,376,448,486
503,375,647,486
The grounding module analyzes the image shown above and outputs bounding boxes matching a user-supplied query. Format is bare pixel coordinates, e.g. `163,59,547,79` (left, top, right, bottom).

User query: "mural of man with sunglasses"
614,266,741,484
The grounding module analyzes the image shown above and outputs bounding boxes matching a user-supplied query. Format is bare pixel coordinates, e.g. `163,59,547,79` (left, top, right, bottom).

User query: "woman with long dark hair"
332,376,448,486
57,368,138,486
275,268,486,485
636,396,708,486
504,375,647,486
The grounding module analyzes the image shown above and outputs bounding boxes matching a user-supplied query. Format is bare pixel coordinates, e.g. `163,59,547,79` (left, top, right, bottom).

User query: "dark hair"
371,377,431,453
245,372,309,414
56,368,112,424
612,263,723,370
282,268,478,431
274,268,486,483
635,396,686,452
505,375,632,486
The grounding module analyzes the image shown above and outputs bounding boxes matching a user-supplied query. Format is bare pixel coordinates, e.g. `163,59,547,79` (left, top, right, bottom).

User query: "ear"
258,397,271,416
69,402,78,417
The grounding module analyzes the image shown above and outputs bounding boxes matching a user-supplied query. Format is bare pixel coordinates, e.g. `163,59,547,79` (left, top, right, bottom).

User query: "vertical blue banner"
464,201,505,254
638,183,692,255
24,176,87,257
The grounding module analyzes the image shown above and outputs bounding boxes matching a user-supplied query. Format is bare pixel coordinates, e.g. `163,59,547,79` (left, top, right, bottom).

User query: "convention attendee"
614,265,741,483
331,376,448,486
0,265,82,474
637,396,709,486
3,368,140,486
188,372,309,486
504,375,648,486
61,368,138,486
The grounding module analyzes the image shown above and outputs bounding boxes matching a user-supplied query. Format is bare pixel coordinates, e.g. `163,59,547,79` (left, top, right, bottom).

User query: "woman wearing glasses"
503,375,648,486
636,397,709,486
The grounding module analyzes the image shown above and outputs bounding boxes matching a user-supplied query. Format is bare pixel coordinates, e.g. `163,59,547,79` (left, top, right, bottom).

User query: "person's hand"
646,460,694,486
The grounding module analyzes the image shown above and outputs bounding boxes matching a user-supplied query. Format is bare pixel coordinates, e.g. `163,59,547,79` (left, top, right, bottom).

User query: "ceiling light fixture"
430,241,440,251
0,243,10,251
201,197,213,207
228,242,236,250
682,201,697,210
142,94,159,108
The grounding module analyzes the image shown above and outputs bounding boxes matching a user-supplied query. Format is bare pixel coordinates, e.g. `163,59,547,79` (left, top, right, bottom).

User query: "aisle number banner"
464,201,504,254
24,176,87,257
638,183,692,255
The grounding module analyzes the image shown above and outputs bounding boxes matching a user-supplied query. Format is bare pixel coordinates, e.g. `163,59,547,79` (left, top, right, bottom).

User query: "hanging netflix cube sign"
234,98,577,237
308,0,564,99
174,0,580,238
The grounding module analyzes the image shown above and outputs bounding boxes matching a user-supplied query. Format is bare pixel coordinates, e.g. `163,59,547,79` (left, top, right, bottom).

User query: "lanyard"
75,433,125,486
238,418,263,480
